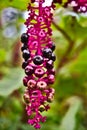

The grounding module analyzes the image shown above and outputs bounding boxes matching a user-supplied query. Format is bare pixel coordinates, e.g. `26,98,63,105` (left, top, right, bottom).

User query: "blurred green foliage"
0,0,29,10
0,1,87,130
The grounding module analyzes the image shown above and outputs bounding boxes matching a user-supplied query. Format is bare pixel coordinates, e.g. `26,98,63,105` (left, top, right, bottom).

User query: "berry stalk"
21,0,56,129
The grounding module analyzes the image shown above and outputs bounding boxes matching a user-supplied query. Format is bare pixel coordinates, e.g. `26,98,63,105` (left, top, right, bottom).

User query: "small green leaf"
0,68,24,96
0,0,30,10
0,49,6,63
58,97,82,130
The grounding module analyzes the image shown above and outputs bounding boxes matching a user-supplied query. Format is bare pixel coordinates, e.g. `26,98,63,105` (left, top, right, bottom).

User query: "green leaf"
78,14,87,27
76,125,86,130
70,48,87,74
0,49,6,63
0,0,30,10
0,68,24,96
58,97,82,130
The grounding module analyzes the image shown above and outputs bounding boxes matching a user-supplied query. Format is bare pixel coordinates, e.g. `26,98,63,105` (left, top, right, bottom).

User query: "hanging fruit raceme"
21,0,56,129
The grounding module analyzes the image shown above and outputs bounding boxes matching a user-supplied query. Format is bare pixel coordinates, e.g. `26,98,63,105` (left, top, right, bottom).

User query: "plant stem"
52,21,75,73
52,21,73,43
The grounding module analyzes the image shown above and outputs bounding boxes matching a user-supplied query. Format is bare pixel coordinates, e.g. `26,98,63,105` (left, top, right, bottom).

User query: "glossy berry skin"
21,33,28,43
25,66,34,75
53,0,58,3
31,0,35,3
46,60,53,69
22,61,28,69
50,44,55,51
43,48,52,59
49,68,55,75
53,0,62,3
51,53,56,61
22,50,30,61
21,44,28,52
33,55,43,65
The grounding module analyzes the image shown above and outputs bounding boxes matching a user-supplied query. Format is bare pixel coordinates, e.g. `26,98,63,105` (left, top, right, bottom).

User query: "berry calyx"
35,68,45,77
37,81,47,90
27,79,36,88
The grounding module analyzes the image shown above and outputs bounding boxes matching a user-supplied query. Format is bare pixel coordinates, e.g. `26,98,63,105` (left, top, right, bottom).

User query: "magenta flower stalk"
21,0,56,129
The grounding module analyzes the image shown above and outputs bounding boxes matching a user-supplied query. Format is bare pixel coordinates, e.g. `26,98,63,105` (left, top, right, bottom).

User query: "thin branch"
52,21,75,73
58,40,74,67
52,21,73,43
75,39,87,53
56,39,87,74
53,21,87,74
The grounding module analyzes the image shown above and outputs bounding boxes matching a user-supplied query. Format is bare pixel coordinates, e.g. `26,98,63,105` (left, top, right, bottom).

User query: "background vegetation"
0,0,87,130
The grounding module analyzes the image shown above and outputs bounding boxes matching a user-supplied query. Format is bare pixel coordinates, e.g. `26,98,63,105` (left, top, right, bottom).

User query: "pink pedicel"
21,0,56,129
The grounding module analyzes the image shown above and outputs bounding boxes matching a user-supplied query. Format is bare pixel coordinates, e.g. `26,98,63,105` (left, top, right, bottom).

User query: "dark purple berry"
22,61,28,69
42,48,52,59
53,0,62,3
22,50,30,61
31,0,35,3
21,33,28,43
49,68,55,75
46,60,53,69
33,55,43,65
23,76,28,86
51,44,55,51
48,74,55,84
25,66,34,75
51,53,56,61
53,0,58,3
21,44,27,52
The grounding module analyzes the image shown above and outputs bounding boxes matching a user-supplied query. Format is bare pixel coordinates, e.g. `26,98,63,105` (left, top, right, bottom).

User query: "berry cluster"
53,0,87,13
64,0,87,13
21,0,55,129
